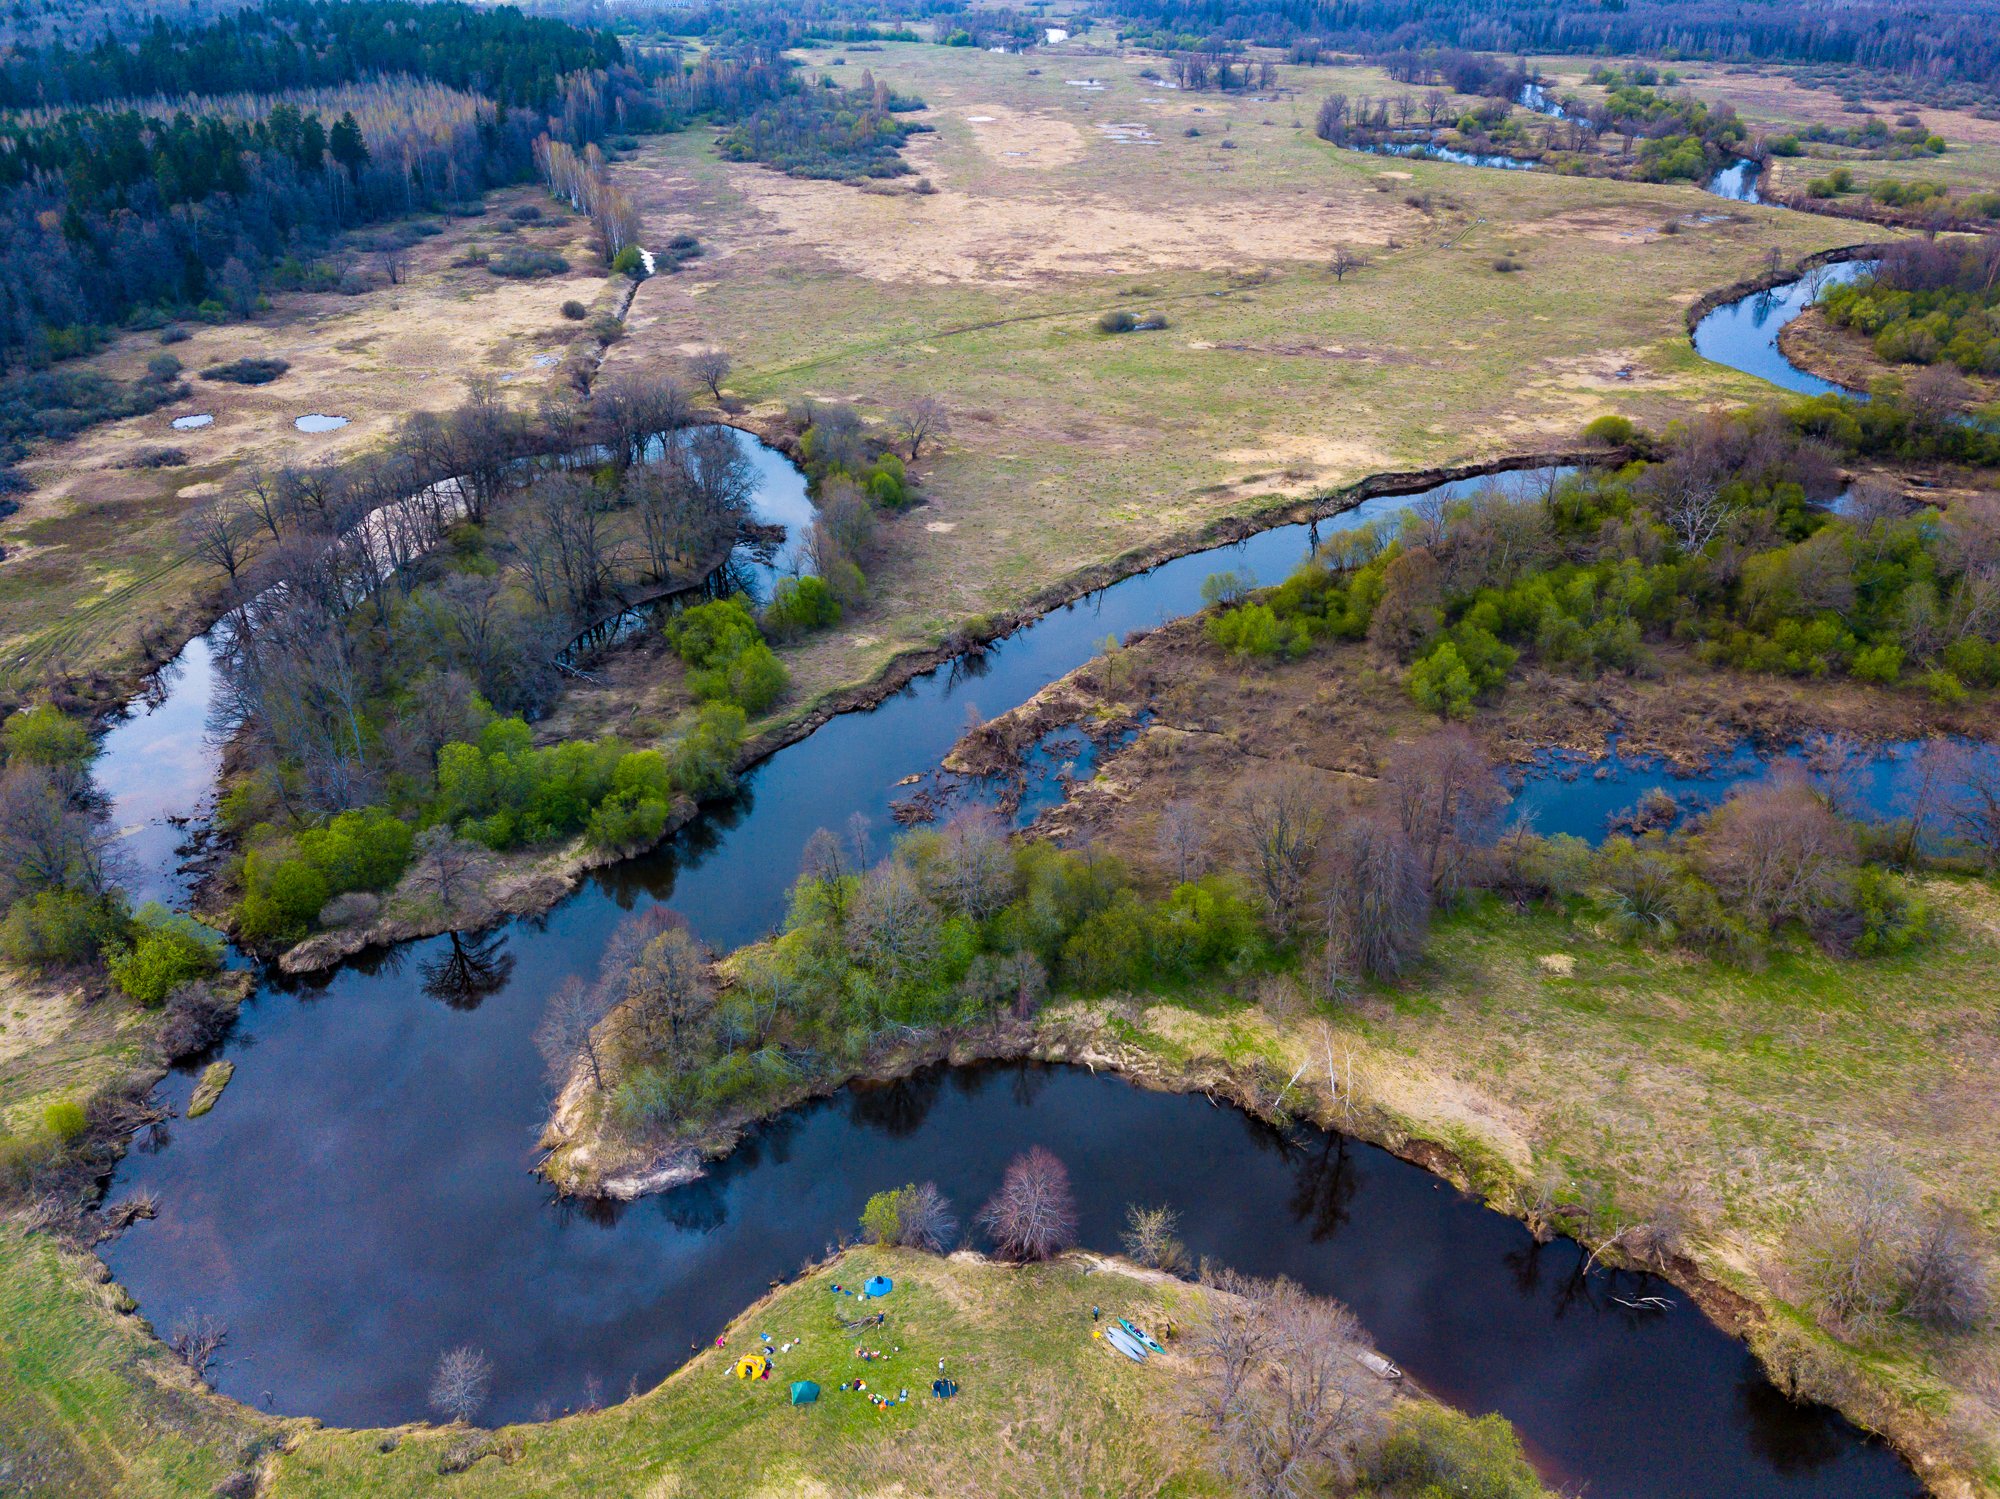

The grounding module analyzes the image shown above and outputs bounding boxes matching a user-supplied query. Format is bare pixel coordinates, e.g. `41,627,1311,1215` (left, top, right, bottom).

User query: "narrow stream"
89,272,1927,1494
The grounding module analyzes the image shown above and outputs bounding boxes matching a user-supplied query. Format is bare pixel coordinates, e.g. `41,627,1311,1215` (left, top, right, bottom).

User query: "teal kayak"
1119,1319,1165,1355
1103,1325,1149,1362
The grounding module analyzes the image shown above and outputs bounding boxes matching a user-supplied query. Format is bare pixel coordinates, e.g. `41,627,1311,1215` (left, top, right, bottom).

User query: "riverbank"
262,1244,1545,1497
543,874,1999,1497
273,447,1611,976
1780,306,2000,410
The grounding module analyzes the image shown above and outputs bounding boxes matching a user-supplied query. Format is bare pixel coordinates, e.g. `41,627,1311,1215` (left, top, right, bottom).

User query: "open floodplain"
13,9,2000,1499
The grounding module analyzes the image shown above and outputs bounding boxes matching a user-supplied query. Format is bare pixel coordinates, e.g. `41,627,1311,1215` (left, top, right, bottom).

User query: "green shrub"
1850,642,1904,684
611,245,645,277
108,905,222,1006
667,597,763,671
1847,868,1930,957
3,704,91,769
860,1187,905,1245
1921,667,1967,705
1582,413,1637,446
296,807,413,892
0,890,126,967
487,248,570,279
669,598,789,712
1206,602,1308,660
199,357,290,385
43,1100,86,1144
670,704,746,799
1409,640,1476,717
763,576,842,639
721,642,789,714
1097,309,1137,334
236,847,330,946
1368,1403,1549,1499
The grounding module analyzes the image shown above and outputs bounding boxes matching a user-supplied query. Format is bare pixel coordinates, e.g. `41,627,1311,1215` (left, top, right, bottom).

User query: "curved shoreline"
547,1002,1959,1493
275,445,1610,975
1680,239,1894,338
73,255,1961,1491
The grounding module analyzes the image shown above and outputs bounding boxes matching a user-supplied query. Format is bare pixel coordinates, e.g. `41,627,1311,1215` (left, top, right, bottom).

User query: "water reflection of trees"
419,931,515,1010
850,1069,946,1137
1285,1131,1359,1241
658,1174,729,1235
1735,1356,1844,1475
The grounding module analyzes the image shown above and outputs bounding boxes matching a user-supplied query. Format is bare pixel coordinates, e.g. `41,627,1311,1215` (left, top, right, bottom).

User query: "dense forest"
1109,0,2000,93
0,0,622,109
0,2,647,378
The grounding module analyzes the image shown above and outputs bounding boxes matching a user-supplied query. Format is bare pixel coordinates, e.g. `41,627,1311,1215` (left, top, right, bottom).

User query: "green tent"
790,1381,820,1406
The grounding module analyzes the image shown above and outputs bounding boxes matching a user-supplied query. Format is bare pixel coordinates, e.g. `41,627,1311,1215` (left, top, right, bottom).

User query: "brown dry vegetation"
589,41,1858,740
933,607,2000,1492
2,190,614,701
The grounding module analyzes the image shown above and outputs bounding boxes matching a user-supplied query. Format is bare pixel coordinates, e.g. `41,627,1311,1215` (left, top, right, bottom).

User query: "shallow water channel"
93,280,1927,1492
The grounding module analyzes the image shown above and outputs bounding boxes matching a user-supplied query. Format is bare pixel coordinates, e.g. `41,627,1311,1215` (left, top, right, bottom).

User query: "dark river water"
91,277,1927,1494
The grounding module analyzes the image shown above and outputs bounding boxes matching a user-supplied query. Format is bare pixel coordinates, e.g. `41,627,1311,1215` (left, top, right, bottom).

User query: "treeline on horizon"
0,0,622,110
1106,0,2000,92
0,2,799,400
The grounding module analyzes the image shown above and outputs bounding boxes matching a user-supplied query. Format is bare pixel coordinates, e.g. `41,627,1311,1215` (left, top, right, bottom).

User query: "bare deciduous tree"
891,395,950,460
1122,1202,1187,1272
181,494,253,592
979,1145,1079,1261
595,372,689,470
893,1180,959,1251
1157,799,1210,884
1328,243,1364,283
1699,772,1853,930
405,826,492,930
929,808,1014,919
1320,814,1427,981
1936,738,2000,867
535,974,615,1094
622,921,714,1075
689,349,731,402
1232,770,1326,936
428,1344,493,1425
1903,1203,1992,1330
168,1310,227,1380
1380,728,1504,904
848,862,943,983
1184,1268,1381,1499
1793,1158,1914,1334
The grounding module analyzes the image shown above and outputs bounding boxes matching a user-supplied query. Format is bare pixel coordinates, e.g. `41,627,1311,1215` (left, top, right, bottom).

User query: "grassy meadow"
593,40,1858,724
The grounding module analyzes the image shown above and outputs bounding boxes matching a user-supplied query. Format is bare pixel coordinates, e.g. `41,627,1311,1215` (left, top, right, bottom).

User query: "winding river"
89,270,1925,1494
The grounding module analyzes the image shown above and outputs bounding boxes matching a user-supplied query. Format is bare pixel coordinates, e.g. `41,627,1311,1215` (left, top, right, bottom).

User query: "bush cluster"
666,597,790,714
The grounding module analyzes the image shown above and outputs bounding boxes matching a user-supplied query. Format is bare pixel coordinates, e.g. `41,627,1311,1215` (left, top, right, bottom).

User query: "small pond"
294,413,350,433
170,413,213,431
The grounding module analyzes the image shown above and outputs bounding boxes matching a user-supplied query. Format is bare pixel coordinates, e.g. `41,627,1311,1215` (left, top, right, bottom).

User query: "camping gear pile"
727,1270,966,1413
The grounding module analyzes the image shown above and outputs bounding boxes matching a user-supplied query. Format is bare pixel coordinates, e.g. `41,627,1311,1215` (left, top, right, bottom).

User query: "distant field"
601,41,1859,728
1,193,608,700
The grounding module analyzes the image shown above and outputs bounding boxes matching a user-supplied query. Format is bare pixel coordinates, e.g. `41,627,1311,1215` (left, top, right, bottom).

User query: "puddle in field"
170,414,213,430
294,414,349,433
